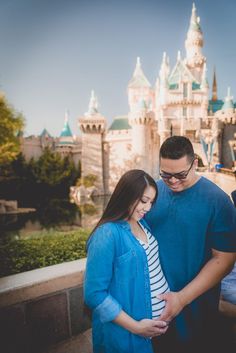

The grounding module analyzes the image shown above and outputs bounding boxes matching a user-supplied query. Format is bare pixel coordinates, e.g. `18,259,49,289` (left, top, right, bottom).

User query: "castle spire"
128,57,151,88
86,90,98,115
222,87,234,111
159,52,170,83
212,68,218,101
177,50,181,62
185,3,205,68
60,110,72,137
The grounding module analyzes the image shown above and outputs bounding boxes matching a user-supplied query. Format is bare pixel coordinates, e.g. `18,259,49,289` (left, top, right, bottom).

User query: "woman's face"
130,185,156,222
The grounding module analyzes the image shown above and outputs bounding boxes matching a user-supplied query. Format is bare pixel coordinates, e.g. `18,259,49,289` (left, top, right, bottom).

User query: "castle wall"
106,130,132,191
81,133,105,193
21,139,43,161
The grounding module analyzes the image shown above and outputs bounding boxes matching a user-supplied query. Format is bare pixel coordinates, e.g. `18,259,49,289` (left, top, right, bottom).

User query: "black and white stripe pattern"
138,223,169,318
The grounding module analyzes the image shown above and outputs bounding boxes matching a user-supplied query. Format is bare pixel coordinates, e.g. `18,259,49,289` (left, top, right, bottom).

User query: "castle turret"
58,111,74,146
158,52,170,106
78,90,106,194
185,3,206,80
128,96,154,173
55,111,75,156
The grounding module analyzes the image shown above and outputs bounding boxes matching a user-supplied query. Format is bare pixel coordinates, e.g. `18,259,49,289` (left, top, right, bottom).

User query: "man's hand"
158,291,186,322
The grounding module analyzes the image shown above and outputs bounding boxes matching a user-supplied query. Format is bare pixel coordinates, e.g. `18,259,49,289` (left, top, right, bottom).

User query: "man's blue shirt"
145,176,236,343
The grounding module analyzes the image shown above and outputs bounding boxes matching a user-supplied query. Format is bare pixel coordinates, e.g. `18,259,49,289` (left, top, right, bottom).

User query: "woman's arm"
84,224,168,337
114,310,168,337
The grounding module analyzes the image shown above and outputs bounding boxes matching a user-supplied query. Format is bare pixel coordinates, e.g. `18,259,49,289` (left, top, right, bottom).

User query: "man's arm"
159,250,236,321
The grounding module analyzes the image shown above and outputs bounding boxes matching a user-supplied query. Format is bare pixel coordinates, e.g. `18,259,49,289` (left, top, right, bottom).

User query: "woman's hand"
133,318,169,337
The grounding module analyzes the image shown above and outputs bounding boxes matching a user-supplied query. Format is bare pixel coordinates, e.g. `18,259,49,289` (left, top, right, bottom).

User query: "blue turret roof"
208,99,224,113
60,120,73,137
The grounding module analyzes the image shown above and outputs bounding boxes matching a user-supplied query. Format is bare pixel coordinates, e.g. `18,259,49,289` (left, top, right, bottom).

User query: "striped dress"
138,223,170,318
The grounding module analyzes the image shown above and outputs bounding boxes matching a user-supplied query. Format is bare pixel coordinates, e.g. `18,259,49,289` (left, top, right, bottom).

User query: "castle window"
183,107,187,117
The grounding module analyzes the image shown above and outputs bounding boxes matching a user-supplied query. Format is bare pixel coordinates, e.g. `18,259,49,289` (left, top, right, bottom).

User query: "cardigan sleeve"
84,223,122,323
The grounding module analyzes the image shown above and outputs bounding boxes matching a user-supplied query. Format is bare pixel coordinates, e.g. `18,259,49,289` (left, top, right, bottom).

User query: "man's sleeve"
210,195,236,251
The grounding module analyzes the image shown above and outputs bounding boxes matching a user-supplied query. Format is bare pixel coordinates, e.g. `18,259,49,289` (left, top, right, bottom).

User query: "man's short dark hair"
160,136,195,161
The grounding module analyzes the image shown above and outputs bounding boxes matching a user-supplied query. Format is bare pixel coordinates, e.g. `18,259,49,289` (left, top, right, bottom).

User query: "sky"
0,0,235,137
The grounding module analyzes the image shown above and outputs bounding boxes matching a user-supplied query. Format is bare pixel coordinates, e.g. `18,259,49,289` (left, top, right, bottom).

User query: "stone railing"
197,171,235,196
0,259,92,353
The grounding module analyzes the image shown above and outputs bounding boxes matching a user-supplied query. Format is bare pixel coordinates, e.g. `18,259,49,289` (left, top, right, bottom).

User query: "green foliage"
31,148,76,186
0,149,81,207
37,199,78,228
0,229,90,277
0,96,24,164
76,174,97,187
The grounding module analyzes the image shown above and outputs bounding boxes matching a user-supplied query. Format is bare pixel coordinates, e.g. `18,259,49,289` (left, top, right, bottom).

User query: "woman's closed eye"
141,199,154,205
140,199,149,204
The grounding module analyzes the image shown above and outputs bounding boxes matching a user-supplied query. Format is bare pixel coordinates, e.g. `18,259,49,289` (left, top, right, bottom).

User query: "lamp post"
199,117,219,172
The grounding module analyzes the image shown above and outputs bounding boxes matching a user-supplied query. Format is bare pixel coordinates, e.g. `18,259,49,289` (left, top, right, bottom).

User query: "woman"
84,169,169,353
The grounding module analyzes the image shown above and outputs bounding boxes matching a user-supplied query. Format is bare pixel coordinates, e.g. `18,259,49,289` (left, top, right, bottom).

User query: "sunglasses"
160,159,195,180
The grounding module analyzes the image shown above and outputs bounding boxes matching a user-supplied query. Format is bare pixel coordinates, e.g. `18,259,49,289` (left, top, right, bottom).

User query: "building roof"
40,128,51,138
168,60,197,86
60,120,73,137
222,99,234,111
109,116,131,131
208,99,224,113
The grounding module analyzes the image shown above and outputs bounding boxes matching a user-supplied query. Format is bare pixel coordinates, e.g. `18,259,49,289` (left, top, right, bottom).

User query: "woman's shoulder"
87,222,119,249
92,221,125,239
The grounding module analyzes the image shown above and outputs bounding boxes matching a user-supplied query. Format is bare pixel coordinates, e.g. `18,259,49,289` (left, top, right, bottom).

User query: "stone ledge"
0,258,87,307
46,329,92,353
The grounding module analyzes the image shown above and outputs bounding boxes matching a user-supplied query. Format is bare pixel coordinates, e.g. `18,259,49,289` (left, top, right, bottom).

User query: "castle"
22,4,236,195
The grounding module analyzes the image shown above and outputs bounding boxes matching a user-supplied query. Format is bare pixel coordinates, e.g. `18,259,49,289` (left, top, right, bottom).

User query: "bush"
76,174,97,187
0,229,90,277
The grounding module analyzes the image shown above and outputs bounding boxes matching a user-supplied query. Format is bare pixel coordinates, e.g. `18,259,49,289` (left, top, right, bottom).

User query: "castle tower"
200,63,209,117
127,57,154,112
185,3,206,80
212,68,218,101
128,98,155,173
78,90,106,194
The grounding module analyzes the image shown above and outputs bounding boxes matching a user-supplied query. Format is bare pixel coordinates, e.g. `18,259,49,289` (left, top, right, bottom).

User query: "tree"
0,95,24,164
31,148,77,186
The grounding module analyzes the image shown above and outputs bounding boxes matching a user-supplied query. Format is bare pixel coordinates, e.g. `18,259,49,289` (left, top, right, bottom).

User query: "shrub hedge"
0,229,90,277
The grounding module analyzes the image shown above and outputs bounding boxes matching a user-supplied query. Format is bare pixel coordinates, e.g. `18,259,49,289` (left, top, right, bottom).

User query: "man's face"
160,156,198,192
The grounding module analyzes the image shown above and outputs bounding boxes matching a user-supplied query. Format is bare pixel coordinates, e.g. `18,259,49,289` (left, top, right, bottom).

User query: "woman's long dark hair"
87,169,157,247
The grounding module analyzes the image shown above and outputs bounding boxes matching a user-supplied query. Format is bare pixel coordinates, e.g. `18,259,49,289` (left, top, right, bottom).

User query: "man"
145,136,236,353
